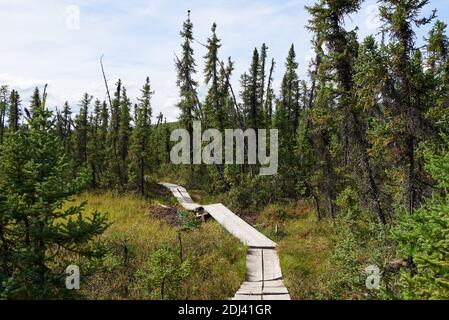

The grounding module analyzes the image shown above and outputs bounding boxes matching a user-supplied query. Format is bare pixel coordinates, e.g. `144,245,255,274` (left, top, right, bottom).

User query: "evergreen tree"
8,90,21,132
239,72,251,125
353,36,395,217
60,102,74,157
0,86,8,143
203,23,222,128
307,0,386,223
87,99,104,188
259,43,268,123
118,87,132,186
394,137,449,299
176,10,199,166
264,58,275,126
74,93,92,166
98,101,109,185
152,112,166,167
202,23,230,191
426,20,449,130
130,77,153,196
0,93,108,299
274,44,302,198
427,20,449,74
276,44,300,139
379,0,437,214
305,35,339,218
29,87,42,119
106,80,123,188
246,48,262,132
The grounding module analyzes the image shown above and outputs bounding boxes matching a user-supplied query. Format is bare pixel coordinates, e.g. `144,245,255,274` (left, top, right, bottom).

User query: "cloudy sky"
1,0,448,121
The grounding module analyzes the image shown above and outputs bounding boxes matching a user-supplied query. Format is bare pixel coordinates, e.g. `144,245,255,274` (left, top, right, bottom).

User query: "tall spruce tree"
276,44,300,139
8,90,21,132
29,87,41,119
304,33,339,218
307,0,386,223
264,58,275,126
74,93,92,166
246,48,262,132
118,87,132,186
130,77,153,196
203,23,222,128
61,102,74,157
176,10,199,166
106,80,123,188
87,99,104,188
97,101,109,185
0,86,8,143
259,43,268,124
202,23,230,191
274,44,302,198
379,0,437,214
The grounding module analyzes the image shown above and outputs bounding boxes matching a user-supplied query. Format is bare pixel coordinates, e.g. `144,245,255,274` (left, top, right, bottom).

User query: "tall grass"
66,192,246,300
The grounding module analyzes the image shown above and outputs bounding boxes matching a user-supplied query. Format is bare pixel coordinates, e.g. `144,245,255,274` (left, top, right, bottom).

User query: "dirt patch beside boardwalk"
151,205,180,226
237,211,259,226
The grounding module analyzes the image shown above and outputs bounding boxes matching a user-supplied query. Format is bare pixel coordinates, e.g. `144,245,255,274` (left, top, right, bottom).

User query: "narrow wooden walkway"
160,182,291,300
203,204,276,248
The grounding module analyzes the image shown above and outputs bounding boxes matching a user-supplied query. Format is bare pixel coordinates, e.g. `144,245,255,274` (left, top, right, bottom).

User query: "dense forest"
1,0,449,300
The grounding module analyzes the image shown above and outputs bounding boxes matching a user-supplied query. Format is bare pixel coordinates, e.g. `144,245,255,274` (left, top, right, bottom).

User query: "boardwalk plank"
262,294,291,300
262,249,283,281
179,202,203,211
262,286,289,294
235,281,263,295
233,294,263,300
246,248,263,281
203,204,276,248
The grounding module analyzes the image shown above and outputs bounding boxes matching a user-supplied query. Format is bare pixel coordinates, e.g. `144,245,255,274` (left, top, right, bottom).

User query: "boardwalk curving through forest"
160,182,291,300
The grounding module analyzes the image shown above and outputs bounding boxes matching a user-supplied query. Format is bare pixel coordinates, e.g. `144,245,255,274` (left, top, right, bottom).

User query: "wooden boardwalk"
203,204,276,248
233,248,290,300
160,182,291,300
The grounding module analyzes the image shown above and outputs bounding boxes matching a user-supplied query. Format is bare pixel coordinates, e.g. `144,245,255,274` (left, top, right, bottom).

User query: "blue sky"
1,0,449,121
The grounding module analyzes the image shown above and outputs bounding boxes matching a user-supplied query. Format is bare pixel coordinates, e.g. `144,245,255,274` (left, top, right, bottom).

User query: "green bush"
324,187,400,299
134,243,191,300
393,140,449,299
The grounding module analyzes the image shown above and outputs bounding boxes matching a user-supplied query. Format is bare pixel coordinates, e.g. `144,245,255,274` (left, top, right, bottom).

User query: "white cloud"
0,0,447,121
0,74,47,91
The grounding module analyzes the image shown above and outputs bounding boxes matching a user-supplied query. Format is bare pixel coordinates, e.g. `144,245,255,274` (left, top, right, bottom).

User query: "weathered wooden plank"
235,281,263,295
233,294,263,300
179,202,203,211
160,183,199,209
178,190,194,202
174,194,186,203
262,249,283,281
160,182,181,193
246,248,263,281
235,284,287,295
262,294,291,300
262,286,289,295
203,204,276,248
263,280,286,288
